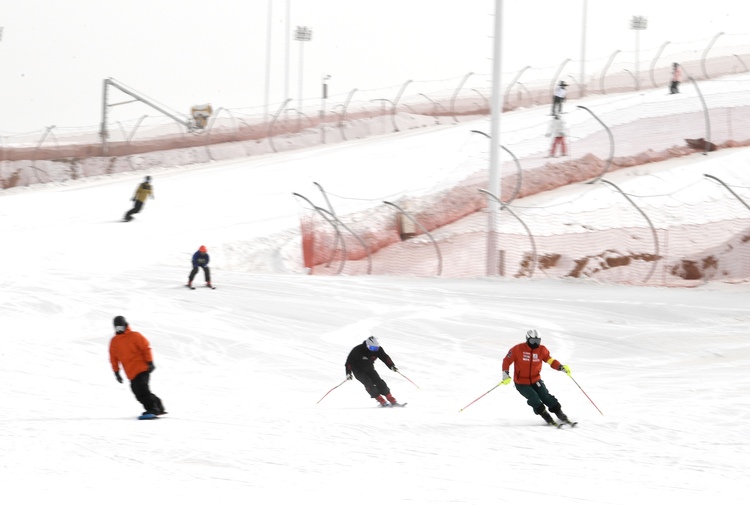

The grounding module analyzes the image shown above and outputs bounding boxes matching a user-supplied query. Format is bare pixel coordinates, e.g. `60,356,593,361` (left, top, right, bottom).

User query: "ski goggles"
115,325,127,333
368,345,380,351
527,337,541,346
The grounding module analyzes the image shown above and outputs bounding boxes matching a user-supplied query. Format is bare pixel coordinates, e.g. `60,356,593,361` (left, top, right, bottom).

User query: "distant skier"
345,336,401,407
546,114,568,158
551,80,567,115
124,175,154,222
109,315,166,416
187,245,212,289
501,329,573,426
670,62,681,94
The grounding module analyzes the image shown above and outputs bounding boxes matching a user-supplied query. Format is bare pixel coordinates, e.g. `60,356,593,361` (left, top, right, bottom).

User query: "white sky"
1,0,749,131
2,90,750,502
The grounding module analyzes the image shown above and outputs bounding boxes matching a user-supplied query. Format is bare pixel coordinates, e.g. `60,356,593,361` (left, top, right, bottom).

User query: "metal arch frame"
115,114,149,172
268,98,293,153
479,189,538,278
704,174,750,213
470,130,523,205
31,125,57,184
599,179,660,284
383,201,442,277
313,182,373,275
687,76,712,155
701,32,724,79
391,80,414,132
313,181,343,267
550,59,571,99
649,41,671,89
732,54,749,73
599,50,621,95
504,66,531,111
577,105,614,184
204,107,238,161
292,192,347,275
470,88,490,111
417,93,443,125
450,72,474,122
623,69,638,91
336,88,358,141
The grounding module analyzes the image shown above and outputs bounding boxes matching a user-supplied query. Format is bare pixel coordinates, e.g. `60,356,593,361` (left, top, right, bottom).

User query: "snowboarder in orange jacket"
109,315,166,416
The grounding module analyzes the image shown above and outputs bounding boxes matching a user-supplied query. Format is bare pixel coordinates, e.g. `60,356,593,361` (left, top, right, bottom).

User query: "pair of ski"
380,402,407,408
548,420,578,429
186,284,215,290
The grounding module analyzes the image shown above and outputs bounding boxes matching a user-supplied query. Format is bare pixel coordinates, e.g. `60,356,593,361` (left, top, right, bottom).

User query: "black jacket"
345,342,395,374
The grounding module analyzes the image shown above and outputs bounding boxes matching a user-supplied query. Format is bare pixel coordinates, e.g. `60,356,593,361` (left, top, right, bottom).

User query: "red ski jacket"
109,328,154,380
501,343,561,385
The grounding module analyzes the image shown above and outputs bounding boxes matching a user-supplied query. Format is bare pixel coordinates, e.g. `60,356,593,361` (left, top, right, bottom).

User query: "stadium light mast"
486,0,503,276
295,26,313,129
580,0,587,96
630,15,648,91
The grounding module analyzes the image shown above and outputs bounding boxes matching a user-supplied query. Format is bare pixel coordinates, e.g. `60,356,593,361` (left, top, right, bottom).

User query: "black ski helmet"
525,329,541,349
113,315,128,334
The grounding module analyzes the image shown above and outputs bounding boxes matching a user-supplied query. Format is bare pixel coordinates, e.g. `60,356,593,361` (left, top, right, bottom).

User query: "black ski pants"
125,200,144,220
189,266,211,283
130,371,164,413
352,367,390,398
515,380,560,414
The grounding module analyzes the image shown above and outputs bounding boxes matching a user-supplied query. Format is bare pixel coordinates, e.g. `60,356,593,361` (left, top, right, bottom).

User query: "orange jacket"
501,343,561,385
109,328,154,380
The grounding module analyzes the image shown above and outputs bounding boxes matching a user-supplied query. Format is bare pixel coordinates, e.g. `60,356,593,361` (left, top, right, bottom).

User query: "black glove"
346,372,353,381
390,365,399,372
147,362,155,373
114,371,123,384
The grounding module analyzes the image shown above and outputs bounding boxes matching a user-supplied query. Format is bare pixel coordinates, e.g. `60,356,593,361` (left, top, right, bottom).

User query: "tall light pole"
284,0,291,102
264,1,273,119
580,0,587,96
321,74,331,144
630,15,648,91
487,0,503,276
294,25,312,130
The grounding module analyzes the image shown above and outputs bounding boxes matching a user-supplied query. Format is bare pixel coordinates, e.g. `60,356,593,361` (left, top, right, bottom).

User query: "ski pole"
568,374,604,416
459,383,503,412
316,378,349,405
396,370,420,389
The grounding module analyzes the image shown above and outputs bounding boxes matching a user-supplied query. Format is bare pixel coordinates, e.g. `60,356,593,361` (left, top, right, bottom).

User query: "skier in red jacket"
501,329,573,426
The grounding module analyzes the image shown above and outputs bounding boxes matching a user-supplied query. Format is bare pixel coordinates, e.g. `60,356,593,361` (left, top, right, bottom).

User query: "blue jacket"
192,251,209,268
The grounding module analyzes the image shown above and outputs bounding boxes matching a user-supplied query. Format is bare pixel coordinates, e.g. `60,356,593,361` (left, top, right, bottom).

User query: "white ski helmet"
365,336,380,351
525,329,541,348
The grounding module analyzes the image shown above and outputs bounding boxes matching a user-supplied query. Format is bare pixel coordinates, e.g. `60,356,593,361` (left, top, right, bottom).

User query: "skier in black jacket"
345,336,400,407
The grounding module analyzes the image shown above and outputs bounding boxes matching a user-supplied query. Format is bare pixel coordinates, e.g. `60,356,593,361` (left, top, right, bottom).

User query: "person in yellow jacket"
109,315,166,416
123,175,154,222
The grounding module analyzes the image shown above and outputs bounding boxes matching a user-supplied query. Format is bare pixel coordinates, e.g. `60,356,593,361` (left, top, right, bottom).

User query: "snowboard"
186,284,215,290
381,402,408,408
138,413,158,420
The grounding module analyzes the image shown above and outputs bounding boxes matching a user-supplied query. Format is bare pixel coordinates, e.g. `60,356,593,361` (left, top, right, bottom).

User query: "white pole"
487,0,503,276
636,29,640,90
580,0,587,96
285,0,291,101
298,40,304,129
264,0,273,119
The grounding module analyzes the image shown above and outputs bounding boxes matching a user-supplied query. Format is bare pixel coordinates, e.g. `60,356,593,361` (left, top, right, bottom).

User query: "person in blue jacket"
188,245,212,288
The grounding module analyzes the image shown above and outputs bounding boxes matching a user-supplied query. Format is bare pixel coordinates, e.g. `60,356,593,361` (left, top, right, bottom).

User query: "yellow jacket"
133,182,153,203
